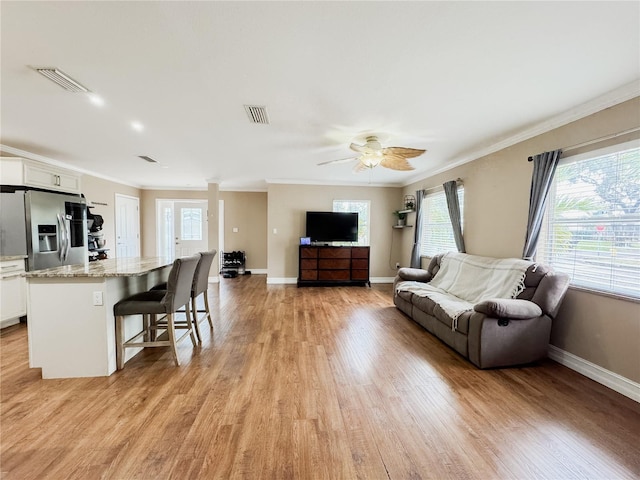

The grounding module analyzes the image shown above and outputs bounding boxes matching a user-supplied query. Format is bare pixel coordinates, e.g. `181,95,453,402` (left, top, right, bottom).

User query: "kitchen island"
25,257,172,378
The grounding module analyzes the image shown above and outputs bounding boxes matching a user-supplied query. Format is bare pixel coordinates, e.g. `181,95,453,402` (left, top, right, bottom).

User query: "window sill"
568,284,640,304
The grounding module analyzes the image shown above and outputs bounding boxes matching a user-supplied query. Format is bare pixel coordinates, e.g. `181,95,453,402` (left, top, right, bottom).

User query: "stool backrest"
193,250,217,296
162,254,200,311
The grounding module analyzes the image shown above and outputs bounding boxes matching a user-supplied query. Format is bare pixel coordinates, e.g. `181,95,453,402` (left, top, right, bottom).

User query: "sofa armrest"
531,272,570,319
474,299,543,319
396,267,432,283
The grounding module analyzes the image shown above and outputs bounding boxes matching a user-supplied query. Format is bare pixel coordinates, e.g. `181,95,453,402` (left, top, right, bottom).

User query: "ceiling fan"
318,135,426,172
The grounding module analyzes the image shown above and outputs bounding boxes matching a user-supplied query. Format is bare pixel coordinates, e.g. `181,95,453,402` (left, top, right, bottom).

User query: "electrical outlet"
92,291,103,306
395,262,400,269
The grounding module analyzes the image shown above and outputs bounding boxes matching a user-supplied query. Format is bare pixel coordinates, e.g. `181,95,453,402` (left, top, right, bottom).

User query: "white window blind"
419,187,464,257
538,142,640,299
333,200,370,246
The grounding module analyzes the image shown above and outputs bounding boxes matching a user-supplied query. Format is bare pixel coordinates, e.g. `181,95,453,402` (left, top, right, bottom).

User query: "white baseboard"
266,277,297,285
266,277,394,285
548,345,640,403
370,277,395,284
248,269,267,274
0,318,21,329
208,275,219,284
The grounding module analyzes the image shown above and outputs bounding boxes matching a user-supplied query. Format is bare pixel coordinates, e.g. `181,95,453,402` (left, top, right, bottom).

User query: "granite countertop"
25,257,173,278
1,255,28,262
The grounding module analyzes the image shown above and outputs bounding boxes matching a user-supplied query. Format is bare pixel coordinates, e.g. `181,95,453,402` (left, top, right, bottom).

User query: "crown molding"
0,144,143,189
402,81,640,187
265,178,401,188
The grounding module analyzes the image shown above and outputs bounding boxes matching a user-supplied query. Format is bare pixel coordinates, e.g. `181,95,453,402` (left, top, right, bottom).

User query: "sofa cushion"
474,298,542,319
411,294,438,316
396,290,414,302
517,263,551,300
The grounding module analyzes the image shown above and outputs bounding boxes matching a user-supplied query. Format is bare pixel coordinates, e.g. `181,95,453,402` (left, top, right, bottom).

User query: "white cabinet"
0,258,27,328
0,157,82,194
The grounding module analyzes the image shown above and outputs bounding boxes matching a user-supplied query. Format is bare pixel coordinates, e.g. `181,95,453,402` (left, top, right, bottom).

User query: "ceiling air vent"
244,105,269,125
33,67,89,93
138,155,158,163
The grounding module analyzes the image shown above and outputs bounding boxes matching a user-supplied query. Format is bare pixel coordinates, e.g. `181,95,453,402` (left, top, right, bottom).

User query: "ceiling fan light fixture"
360,153,382,168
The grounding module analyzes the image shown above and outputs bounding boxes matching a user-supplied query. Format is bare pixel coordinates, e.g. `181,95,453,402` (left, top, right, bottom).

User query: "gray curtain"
443,180,466,253
410,189,425,268
522,149,562,260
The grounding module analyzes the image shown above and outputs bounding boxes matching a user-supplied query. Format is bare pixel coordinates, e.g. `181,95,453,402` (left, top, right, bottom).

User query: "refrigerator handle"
64,218,72,260
57,214,67,261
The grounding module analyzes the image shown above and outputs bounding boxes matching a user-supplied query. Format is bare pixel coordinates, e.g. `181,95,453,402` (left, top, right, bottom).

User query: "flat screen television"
306,211,358,243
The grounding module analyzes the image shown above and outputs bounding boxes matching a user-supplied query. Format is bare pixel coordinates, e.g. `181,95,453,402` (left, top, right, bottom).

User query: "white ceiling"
1,1,639,191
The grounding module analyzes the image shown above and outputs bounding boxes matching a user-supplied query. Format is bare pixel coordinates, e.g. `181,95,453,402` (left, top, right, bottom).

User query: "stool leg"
186,301,199,346
191,296,202,343
142,314,150,342
204,292,213,329
150,314,157,341
115,315,125,370
167,313,180,366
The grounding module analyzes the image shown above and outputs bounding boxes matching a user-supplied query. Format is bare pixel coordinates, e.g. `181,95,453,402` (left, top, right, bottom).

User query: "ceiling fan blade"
317,156,358,166
353,161,369,173
349,142,372,154
382,147,426,159
380,154,415,171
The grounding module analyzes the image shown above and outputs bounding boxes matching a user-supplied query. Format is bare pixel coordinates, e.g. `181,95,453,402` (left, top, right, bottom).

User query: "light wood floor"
1,275,639,479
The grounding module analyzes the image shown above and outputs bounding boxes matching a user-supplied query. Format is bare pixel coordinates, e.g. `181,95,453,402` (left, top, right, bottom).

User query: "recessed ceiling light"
88,93,104,107
131,121,144,132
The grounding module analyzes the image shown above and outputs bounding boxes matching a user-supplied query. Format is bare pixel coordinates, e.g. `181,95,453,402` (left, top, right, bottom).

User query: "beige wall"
220,191,268,270
81,175,141,258
401,97,640,382
267,183,403,280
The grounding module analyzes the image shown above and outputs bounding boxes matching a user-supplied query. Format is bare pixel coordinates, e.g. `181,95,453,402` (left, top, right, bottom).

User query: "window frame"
537,139,640,301
419,187,464,258
332,199,370,246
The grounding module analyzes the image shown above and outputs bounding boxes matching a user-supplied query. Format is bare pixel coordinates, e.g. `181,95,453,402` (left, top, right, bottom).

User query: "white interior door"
174,201,208,258
115,194,140,258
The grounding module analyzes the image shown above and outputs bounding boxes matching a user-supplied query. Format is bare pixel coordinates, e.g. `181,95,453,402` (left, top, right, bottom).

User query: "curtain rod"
421,178,463,193
528,126,640,161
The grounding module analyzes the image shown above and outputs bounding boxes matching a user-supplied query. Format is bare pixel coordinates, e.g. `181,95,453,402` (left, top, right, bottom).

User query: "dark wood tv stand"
298,245,370,287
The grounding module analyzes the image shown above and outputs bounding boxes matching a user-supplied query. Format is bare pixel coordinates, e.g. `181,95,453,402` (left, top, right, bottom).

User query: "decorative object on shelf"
393,210,407,227
403,194,416,211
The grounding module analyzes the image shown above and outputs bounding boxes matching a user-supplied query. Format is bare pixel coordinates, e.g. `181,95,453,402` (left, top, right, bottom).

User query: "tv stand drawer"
319,248,350,259
319,259,350,269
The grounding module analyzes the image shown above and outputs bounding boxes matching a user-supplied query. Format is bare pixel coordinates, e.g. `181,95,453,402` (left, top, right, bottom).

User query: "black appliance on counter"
87,207,109,261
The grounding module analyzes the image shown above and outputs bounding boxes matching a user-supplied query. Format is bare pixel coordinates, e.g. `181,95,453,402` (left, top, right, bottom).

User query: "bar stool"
189,250,217,342
152,250,217,343
113,254,200,369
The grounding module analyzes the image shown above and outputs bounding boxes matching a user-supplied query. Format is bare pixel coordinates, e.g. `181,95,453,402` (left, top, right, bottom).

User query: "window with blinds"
333,200,370,246
419,188,464,257
538,141,640,299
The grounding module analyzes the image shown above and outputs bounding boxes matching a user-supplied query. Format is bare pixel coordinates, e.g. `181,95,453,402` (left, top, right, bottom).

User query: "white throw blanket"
397,252,532,330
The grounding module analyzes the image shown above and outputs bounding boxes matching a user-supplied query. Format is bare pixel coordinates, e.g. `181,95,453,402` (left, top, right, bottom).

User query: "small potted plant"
393,210,407,227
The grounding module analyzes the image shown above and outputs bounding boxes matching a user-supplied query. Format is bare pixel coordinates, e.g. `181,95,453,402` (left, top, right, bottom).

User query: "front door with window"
174,201,208,258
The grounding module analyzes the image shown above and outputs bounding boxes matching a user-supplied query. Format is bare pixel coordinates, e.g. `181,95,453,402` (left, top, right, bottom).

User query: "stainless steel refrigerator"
0,189,87,271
